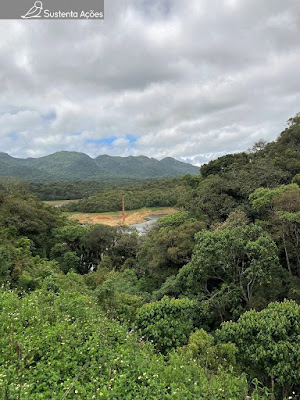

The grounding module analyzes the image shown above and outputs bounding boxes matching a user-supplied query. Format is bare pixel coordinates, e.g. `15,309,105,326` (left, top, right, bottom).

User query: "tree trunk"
270,374,275,400
282,231,292,275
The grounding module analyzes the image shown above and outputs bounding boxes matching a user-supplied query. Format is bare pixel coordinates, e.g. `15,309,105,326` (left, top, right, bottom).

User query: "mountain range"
0,151,199,182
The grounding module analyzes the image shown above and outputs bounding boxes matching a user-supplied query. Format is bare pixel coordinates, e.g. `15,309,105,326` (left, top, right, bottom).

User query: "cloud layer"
0,0,299,164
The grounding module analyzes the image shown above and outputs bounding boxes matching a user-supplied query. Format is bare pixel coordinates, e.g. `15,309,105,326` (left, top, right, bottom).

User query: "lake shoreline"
66,207,177,226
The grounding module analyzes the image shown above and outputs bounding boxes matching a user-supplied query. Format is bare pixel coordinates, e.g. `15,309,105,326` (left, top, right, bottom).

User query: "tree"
83,224,117,268
137,218,205,287
250,184,300,275
0,193,64,257
216,300,300,399
265,114,300,178
180,329,237,372
135,296,198,353
248,139,268,153
0,246,11,283
249,184,298,212
292,173,300,187
161,222,280,324
183,174,238,221
112,233,139,269
200,153,249,178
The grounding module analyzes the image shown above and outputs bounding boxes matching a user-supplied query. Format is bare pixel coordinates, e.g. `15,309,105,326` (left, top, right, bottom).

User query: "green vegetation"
216,300,300,399
63,179,183,213
1,290,267,400
29,178,150,200
0,114,300,399
156,221,284,325
135,296,199,353
0,152,198,183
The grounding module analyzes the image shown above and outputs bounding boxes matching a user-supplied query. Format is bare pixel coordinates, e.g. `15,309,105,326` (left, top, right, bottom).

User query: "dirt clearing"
67,207,177,226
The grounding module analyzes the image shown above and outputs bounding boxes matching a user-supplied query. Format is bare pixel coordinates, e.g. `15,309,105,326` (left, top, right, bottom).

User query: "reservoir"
129,214,165,235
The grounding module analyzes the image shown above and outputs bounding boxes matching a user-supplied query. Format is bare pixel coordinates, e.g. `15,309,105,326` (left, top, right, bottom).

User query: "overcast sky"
0,0,299,165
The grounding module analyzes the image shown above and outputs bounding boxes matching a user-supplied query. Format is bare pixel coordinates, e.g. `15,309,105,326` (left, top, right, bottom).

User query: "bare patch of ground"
67,207,177,226
44,199,80,207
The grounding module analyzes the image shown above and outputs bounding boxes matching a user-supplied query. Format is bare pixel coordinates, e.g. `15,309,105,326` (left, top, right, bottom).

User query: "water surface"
129,214,165,235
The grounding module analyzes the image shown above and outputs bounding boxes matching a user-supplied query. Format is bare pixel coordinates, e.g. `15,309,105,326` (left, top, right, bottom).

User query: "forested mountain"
0,151,199,182
0,115,299,400
0,152,55,182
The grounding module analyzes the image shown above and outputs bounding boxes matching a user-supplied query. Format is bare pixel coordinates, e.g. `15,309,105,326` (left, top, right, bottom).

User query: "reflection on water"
129,214,165,235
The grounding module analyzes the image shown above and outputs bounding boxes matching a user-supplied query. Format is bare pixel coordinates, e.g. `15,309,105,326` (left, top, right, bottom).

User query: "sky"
0,0,299,165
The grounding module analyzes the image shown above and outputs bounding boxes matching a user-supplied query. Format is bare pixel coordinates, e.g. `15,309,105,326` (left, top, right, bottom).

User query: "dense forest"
0,115,300,399
0,152,198,182
29,179,151,201
0,177,185,203
63,178,183,212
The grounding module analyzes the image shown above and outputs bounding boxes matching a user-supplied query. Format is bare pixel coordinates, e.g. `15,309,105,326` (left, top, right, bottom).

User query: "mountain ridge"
0,151,199,182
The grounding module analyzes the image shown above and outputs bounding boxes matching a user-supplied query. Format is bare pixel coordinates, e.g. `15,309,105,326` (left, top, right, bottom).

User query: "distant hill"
0,151,199,182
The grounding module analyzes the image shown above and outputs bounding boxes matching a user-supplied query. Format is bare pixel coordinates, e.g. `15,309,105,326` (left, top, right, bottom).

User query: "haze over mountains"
0,151,199,182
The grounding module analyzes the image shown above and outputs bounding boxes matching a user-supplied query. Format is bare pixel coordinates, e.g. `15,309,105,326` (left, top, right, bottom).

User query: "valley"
0,117,299,399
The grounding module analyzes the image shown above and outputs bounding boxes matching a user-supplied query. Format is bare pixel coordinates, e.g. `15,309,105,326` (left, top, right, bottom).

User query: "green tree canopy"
135,296,198,353
160,222,281,324
216,300,300,399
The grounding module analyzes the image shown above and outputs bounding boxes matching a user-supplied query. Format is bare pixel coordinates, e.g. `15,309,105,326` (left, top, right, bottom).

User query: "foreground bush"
0,289,268,400
135,296,199,353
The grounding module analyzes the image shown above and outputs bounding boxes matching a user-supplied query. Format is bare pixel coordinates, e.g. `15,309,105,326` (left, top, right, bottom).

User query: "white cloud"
0,0,299,164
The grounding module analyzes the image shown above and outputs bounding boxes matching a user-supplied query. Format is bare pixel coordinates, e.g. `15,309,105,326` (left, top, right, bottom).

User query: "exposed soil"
44,199,80,207
68,208,177,226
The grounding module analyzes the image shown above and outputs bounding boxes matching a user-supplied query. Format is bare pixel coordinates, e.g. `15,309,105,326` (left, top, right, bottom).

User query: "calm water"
129,214,165,235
